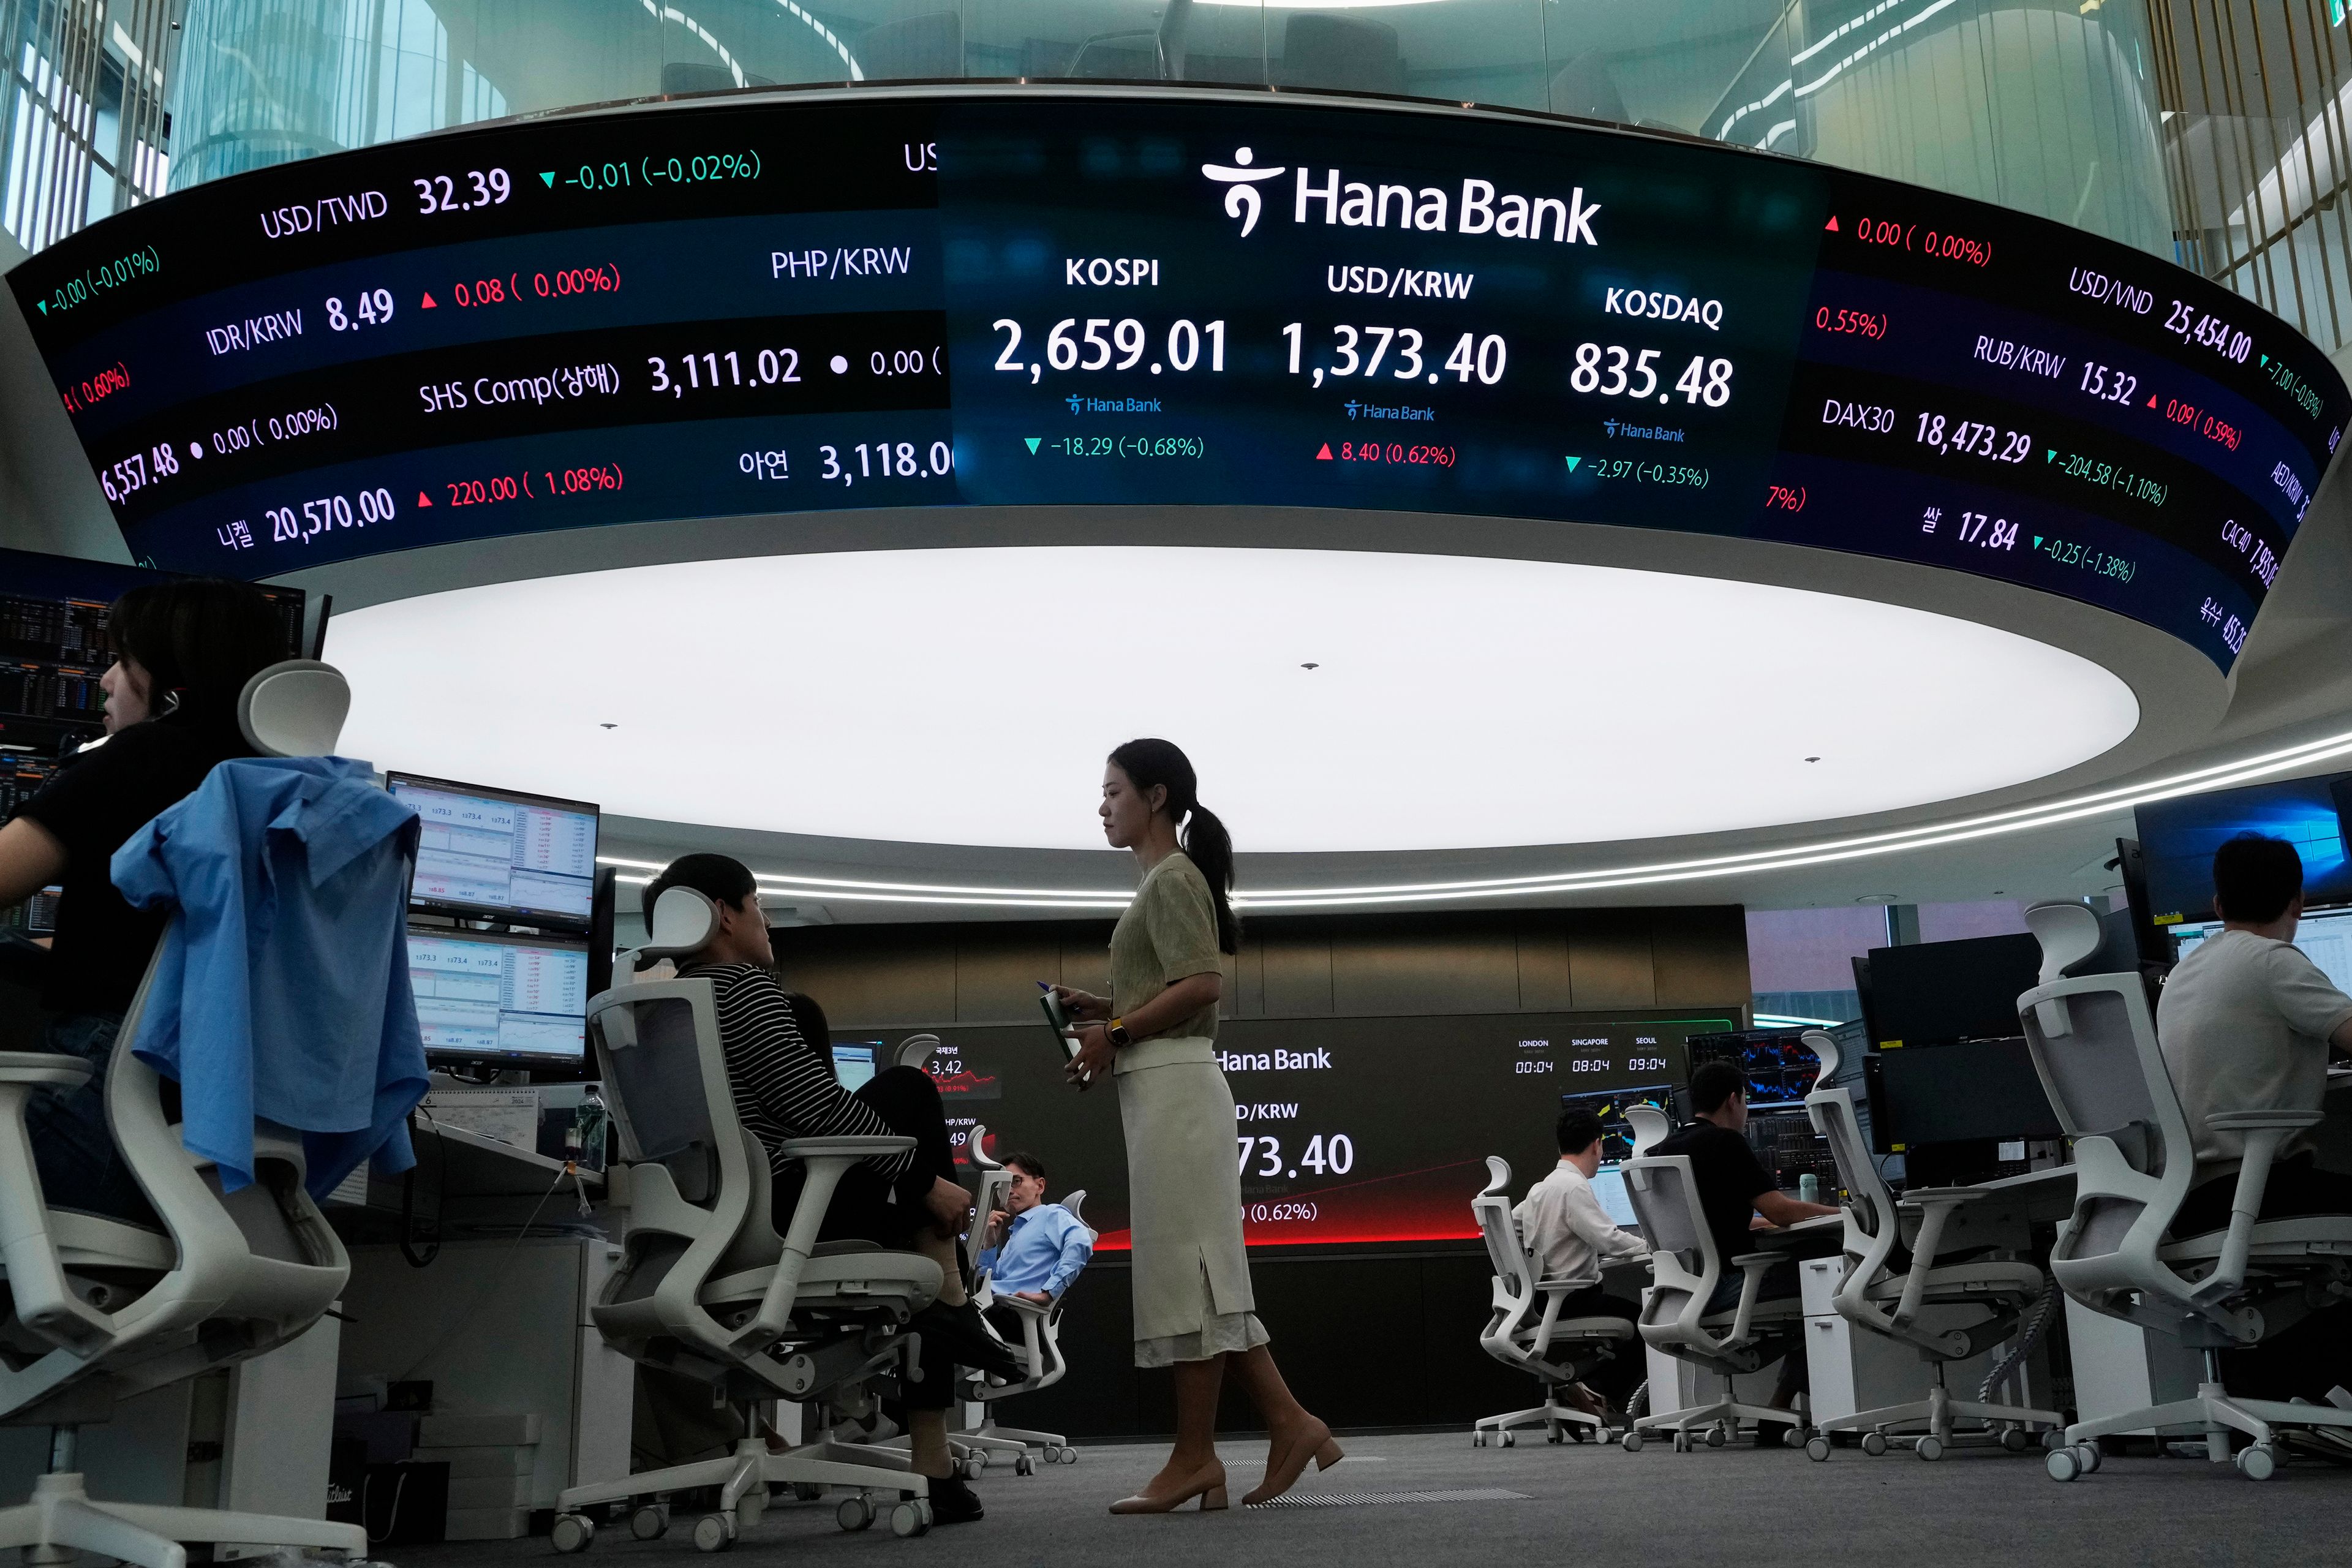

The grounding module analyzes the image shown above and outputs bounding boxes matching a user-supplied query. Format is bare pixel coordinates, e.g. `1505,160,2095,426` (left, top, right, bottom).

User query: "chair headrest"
1624,1103,1672,1158
896,1033,942,1071
1481,1154,1512,1197
2024,899,2106,984
645,886,718,957
1061,1187,1088,1227
238,660,350,758
1803,1028,1841,1086
967,1123,1003,1172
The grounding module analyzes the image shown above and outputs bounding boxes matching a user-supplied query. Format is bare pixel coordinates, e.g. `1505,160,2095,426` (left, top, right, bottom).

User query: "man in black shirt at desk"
1652,1060,1839,1439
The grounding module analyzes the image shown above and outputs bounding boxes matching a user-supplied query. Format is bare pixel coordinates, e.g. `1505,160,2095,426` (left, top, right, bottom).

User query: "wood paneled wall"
771,906,1751,1028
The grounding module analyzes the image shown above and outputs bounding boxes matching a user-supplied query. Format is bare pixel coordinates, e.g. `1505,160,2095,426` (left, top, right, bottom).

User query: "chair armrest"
732,1137,922,1352
1728,1251,1781,1268
2204,1110,2324,1132
2190,1118,2320,1308
1898,1186,1992,1206
0,1053,94,1090
993,1293,1050,1320
772,1136,920,1159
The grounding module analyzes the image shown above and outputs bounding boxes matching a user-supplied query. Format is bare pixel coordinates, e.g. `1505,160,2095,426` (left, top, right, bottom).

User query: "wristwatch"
1106,1017,1133,1048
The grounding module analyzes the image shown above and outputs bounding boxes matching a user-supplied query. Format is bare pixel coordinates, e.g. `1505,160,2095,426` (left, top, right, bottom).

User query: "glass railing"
164,0,2173,250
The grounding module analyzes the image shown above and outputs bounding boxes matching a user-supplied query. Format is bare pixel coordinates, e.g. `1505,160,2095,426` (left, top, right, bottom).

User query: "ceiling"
330,544,2141,855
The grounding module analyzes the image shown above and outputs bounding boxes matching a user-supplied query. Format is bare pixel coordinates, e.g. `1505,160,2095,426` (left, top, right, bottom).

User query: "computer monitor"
1864,932,2043,1048
409,927,591,1072
1686,1028,1816,1109
2135,769,2352,926
388,774,600,929
1588,1164,1640,1229
1864,1038,2062,1153
2175,907,2352,994
1557,1083,1676,1164
831,1041,880,1091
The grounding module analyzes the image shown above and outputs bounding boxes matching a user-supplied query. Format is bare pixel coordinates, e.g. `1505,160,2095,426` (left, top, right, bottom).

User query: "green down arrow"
1564,455,1581,472
1025,437,1041,453
540,171,556,187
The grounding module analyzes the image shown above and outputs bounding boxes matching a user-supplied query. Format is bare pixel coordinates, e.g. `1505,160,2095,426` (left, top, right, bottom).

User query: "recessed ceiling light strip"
595,723,2352,909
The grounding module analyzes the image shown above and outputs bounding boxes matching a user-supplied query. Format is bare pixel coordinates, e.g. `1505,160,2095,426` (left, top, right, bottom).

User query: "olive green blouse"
1108,850,1224,1042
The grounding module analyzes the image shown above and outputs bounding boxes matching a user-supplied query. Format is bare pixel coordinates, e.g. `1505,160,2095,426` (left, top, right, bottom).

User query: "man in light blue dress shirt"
974,1151,1094,1303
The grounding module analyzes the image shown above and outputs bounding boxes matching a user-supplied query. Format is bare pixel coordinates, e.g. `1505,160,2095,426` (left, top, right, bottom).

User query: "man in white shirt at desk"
2160,832,2352,1235
976,1151,1094,1306
1513,1107,1648,1416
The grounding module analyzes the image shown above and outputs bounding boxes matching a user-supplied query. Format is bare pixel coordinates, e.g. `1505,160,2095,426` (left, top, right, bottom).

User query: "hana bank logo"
1202,146,1286,237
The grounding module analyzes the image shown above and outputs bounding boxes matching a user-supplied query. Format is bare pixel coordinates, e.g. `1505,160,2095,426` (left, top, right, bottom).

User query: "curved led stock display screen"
14,90,2345,670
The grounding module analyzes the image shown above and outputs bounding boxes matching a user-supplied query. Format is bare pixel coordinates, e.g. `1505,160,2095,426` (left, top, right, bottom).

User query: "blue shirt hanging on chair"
112,755,428,1198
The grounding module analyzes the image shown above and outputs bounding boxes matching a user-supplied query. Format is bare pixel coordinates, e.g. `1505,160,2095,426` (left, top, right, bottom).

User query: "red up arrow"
421,292,438,308
1824,215,1839,232
417,491,433,507
1316,443,1333,460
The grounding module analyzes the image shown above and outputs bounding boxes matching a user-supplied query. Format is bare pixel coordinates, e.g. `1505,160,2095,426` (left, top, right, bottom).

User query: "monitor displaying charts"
409,928,590,1068
2174,907,2352,995
390,773,599,928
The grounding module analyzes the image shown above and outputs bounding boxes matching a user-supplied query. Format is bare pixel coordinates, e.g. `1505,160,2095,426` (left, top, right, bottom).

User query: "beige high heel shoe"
1243,1420,1343,1505
1109,1462,1229,1514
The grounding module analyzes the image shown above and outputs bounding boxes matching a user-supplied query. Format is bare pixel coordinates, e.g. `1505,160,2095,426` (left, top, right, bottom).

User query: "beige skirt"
1114,1035,1269,1368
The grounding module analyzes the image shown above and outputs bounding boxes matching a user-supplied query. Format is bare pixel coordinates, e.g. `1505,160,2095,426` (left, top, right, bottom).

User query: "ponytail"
1108,737,1240,954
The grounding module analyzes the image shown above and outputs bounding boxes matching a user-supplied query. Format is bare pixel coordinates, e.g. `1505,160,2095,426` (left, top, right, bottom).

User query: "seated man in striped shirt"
646,854,1019,1525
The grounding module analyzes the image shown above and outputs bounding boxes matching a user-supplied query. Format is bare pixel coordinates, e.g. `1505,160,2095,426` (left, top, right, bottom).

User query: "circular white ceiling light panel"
331,546,2140,853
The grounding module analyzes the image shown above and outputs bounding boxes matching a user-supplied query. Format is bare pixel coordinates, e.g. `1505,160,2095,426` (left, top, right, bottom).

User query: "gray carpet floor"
388,1430,2348,1567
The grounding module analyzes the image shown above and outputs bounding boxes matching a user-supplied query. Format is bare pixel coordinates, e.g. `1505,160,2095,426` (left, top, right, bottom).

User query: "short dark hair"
782,991,831,1047
108,578,285,736
1554,1106,1605,1156
2213,833,2304,925
1688,1060,1747,1116
643,852,758,928
1003,1151,1047,1183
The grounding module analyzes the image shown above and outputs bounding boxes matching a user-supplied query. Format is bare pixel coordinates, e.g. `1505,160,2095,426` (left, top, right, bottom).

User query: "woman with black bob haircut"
0,576,288,1221
1052,739,1338,1513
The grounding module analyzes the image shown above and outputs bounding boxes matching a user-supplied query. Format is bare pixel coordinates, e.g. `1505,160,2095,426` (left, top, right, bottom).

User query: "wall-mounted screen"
13,92,2340,671
2135,771,2352,926
858,1009,1734,1250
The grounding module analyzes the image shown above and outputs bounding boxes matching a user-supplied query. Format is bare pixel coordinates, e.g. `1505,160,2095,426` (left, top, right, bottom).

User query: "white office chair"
0,661,372,1568
1469,1156,1639,1447
1800,1028,2062,1460
548,888,946,1546
2018,899,2352,1482
1619,1152,1806,1452
956,1177,1096,1470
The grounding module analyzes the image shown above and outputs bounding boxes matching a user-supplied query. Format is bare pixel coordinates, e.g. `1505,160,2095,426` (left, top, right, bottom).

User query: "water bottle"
1798,1172,1819,1204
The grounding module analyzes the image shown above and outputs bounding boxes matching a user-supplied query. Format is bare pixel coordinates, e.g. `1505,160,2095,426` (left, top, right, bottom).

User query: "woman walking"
1054,738,1340,1513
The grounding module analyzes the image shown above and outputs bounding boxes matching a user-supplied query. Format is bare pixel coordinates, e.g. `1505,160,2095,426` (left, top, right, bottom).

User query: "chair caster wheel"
2079,1442,2103,1474
962,1453,986,1480
2047,1447,2081,1483
1704,1427,1726,1448
690,1513,736,1553
792,1483,823,1502
629,1504,667,1540
1016,1453,1037,1476
1620,1432,1644,1453
1060,1446,1079,1464
1672,1431,1692,1454
1500,1430,1515,1447
836,1497,875,1532
1782,1428,1808,1449
550,1513,596,1553
1915,1436,1945,1462
2000,1428,2032,1454
889,1500,930,1537
1806,1436,1831,1461
1861,1433,1888,1457
2236,1446,2277,1481
1471,1433,1485,1448
1546,1423,1564,1445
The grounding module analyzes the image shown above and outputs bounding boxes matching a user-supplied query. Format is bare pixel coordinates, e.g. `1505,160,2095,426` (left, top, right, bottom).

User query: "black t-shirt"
15,717,254,1015
1651,1120,1776,1273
